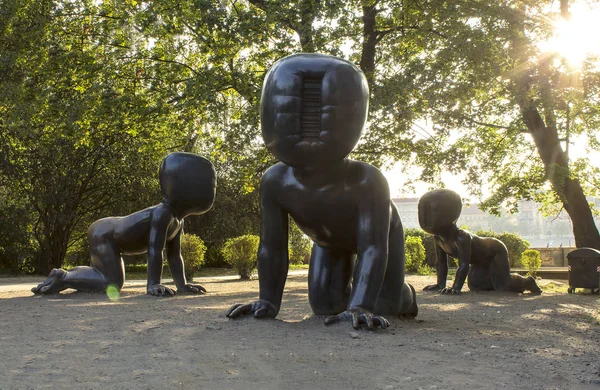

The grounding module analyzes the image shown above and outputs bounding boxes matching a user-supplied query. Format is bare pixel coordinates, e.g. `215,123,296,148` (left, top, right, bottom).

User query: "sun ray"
538,2,600,67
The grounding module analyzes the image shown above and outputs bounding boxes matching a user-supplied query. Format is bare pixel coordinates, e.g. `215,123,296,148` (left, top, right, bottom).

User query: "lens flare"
106,284,120,301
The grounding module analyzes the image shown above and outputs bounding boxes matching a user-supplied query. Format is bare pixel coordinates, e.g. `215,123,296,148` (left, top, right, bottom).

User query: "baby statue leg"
87,234,125,291
32,224,123,295
488,251,512,291
507,274,542,294
55,222,125,292
374,212,418,317
488,251,540,293
31,268,70,294
308,244,353,315
31,263,110,295
467,264,494,291
486,252,541,294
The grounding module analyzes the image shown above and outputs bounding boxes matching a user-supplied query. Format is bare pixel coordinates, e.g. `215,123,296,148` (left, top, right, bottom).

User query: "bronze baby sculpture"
32,152,216,296
419,189,541,295
227,53,418,329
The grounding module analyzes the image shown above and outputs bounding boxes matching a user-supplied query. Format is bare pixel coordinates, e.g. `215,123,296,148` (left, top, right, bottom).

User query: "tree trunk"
521,108,600,249
296,0,316,52
35,213,72,274
359,3,378,87
36,236,68,274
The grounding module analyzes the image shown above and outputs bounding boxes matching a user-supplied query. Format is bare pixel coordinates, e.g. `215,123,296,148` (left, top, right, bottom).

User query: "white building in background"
392,197,600,247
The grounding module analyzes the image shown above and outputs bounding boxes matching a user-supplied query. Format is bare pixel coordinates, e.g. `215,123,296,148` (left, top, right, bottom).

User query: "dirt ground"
0,273,599,390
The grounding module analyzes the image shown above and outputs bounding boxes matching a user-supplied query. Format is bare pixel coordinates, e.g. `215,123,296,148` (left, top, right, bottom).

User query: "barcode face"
301,76,323,141
597,266,600,273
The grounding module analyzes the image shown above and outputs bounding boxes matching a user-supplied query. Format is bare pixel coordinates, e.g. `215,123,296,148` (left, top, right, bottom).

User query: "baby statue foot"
31,268,68,294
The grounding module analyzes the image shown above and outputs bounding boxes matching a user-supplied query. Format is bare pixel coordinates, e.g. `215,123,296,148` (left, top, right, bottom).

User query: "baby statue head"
418,189,462,235
260,53,369,168
159,152,216,218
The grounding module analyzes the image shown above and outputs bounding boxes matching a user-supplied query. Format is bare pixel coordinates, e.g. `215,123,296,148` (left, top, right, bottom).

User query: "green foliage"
521,249,542,277
474,230,530,267
404,235,428,274
289,219,312,265
404,228,436,266
1,0,599,274
221,235,260,280
180,234,207,281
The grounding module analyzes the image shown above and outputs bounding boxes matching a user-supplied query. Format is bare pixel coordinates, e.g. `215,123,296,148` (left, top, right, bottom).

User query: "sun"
540,3,600,67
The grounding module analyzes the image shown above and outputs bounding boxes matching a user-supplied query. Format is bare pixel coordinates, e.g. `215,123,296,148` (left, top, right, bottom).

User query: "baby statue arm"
146,206,176,296
325,187,391,329
165,226,206,294
440,230,472,295
227,175,288,319
424,237,449,291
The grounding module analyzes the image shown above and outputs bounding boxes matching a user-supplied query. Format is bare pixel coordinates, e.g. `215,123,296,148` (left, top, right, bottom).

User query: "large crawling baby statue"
419,189,541,295
226,53,418,329
32,152,216,297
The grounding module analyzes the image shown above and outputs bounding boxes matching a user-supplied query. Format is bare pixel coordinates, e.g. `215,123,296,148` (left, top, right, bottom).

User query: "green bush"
405,235,428,273
404,228,436,266
180,233,207,281
521,249,542,276
203,241,228,268
289,220,312,265
222,235,260,279
474,230,530,267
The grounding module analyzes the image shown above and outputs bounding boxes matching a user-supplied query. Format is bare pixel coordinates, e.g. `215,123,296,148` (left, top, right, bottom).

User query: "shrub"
404,228,437,266
521,249,542,277
222,235,260,279
180,233,207,281
474,230,530,267
405,235,427,273
289,220,312,265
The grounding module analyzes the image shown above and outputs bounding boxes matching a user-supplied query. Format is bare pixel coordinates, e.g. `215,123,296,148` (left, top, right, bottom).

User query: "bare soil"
0,274,599,390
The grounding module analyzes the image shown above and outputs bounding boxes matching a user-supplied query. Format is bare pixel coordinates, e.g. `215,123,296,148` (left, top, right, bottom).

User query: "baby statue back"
32,152,216,296
227,53,418,329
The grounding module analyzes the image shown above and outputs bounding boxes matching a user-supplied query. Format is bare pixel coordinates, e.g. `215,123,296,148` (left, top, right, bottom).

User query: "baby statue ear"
260,53,369,168
159,152,216,217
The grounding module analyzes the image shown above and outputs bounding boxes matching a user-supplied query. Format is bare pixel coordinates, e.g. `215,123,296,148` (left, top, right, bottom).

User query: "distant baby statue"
32,152,216,297
226,53,418,329
418,189,541,295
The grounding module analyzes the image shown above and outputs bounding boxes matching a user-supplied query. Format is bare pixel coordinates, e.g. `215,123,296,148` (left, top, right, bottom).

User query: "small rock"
349,332,360,339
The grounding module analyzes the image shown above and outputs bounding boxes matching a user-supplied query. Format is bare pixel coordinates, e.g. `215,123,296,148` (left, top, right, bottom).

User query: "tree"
345,0,600,249
0,0,184,273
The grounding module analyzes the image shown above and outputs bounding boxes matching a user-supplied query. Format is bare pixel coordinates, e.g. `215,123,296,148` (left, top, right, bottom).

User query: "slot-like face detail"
261,53,369,168
301,75,323,141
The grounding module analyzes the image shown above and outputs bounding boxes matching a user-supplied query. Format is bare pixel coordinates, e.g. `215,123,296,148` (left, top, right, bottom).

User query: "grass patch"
540,281,569,294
